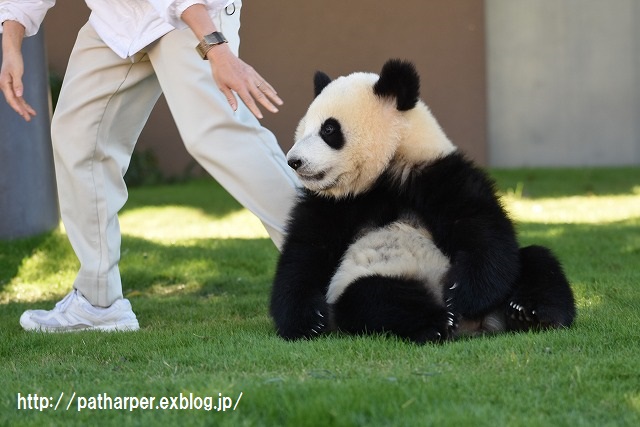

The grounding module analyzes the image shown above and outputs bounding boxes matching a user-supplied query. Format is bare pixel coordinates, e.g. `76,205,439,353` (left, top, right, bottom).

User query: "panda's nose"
288,158,303,170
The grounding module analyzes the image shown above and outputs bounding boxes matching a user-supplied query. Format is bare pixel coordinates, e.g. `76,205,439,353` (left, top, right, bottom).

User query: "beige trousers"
51,3,299,307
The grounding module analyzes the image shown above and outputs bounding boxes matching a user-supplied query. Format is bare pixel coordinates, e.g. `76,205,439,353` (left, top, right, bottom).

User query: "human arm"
180,4,282,119
0,0,54,121
0,20,36,121
147,1,282,119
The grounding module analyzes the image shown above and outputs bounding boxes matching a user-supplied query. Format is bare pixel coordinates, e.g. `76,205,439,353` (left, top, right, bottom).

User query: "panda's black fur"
270,59,576,343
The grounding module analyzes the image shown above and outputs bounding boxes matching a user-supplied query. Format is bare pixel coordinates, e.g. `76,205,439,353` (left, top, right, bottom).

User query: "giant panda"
270,59,576,344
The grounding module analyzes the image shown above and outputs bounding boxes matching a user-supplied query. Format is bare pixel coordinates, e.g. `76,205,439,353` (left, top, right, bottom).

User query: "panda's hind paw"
506,300,539,331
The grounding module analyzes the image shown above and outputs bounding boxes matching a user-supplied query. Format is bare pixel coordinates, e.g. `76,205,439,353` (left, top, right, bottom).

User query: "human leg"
21,23,162,331
147,2,299,249
50,23,163,308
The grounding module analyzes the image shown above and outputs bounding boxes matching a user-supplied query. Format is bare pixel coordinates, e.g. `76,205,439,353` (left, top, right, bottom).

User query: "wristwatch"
196,31,228,59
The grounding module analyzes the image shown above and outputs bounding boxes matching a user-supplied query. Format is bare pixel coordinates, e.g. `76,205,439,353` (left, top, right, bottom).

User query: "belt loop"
225,2,236,16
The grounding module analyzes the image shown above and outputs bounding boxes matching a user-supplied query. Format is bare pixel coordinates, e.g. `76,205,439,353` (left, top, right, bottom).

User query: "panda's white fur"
390,102,457,184
290,72,455,198
326,215,450,305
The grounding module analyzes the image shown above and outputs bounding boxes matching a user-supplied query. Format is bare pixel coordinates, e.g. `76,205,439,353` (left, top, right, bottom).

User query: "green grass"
1,169,639,426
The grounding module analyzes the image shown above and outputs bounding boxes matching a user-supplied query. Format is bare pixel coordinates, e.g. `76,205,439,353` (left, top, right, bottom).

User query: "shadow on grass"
120,178,246,219
0,230,74,295
118,235,278,296
0,232,278,297
491,167,640,198
0,178,261,295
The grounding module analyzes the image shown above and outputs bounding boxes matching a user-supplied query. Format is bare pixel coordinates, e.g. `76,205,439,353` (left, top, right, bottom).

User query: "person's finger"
257,83,283,107
21,99,36,120
259,80,279,97
12,98,35,121
253,74,282,106
237,88,264,119
1,86,31,121
250,86,278,115
248,75,284,115
12,78,24,98
218,85,238,112
0,69,35,121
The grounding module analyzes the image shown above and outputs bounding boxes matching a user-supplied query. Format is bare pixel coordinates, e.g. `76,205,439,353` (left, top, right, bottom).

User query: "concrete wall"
43,1,487,177
486,0,640,167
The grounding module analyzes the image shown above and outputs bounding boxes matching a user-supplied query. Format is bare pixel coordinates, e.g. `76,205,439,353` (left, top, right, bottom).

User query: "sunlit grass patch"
119,206,268,242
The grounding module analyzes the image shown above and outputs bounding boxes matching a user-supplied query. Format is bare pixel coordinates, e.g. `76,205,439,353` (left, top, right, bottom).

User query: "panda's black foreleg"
331,276,456,344
506,245,576,331
270,252,332,340
270,288,329,340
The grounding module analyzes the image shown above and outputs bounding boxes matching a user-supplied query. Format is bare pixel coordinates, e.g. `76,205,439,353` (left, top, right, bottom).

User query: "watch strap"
196,31,228,59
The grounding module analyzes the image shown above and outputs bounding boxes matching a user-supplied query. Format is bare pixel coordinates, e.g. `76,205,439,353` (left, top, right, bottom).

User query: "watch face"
204,32,227,45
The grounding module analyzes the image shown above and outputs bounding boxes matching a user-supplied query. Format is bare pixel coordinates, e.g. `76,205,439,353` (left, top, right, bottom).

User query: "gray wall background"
486,0,640,167
0,31,59,239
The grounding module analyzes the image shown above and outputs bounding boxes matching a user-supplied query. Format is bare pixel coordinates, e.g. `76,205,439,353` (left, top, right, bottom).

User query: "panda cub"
270,59,576,344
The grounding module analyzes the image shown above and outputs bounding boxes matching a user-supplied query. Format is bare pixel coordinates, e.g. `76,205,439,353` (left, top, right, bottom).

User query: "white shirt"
0,0,234,58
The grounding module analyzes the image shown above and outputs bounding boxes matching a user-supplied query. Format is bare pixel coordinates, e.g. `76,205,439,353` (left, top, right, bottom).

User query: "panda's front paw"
411,310,458,344
275,304,329,341
307,309,328,337
444,281,459,311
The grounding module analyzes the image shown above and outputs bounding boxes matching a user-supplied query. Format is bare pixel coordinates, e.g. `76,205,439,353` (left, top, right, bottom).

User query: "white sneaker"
20,290,139,332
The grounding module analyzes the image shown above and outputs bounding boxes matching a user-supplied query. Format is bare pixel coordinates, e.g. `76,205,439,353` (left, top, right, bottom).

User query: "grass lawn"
1,168,639,426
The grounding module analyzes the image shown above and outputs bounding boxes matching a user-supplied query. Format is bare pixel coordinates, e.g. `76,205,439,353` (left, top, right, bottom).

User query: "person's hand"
0,52,36,121
206,44,282,119
0,20,36,121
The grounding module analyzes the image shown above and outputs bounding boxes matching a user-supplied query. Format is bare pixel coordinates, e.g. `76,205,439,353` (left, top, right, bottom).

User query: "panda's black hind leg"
331,276,456,344
506,245,576,331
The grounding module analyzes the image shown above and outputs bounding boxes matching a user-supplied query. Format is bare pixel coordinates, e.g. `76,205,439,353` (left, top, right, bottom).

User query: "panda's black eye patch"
321,122,336,136
319,118,345,149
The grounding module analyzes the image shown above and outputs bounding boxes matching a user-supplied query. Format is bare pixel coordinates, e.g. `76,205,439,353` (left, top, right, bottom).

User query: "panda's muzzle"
287,157,327,181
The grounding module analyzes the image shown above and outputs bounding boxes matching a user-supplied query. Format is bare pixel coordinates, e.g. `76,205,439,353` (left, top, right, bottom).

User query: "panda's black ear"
373,59,420,111
314,71,332,98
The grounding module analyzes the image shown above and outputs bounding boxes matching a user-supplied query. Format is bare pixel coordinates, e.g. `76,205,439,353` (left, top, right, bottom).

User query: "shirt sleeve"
0,0,56,37
146,0,233,29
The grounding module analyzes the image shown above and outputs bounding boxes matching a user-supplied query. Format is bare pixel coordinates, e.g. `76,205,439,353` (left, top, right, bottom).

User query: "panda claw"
446,311,456,327
449,282,459,290
316,310,324,318
506,299,542,331
445,297,454,311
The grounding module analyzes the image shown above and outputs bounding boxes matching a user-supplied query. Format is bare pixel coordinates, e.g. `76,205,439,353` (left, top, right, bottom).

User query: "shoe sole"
20,318,140,333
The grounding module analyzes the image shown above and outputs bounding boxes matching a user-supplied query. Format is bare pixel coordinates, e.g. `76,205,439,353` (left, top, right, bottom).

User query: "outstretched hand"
206,44,282,119
0,20,37,121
